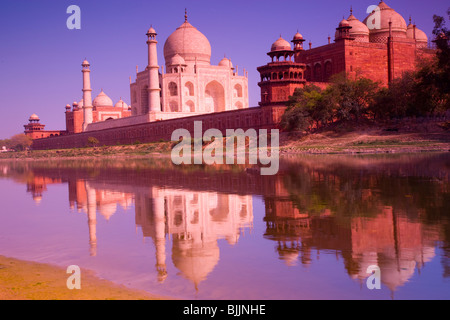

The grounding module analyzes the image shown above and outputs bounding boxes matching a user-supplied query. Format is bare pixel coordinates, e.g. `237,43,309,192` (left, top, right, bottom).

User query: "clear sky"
0,0,447,138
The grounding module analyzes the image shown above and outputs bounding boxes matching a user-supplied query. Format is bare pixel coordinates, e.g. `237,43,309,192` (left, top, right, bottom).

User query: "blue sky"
0,0,448,138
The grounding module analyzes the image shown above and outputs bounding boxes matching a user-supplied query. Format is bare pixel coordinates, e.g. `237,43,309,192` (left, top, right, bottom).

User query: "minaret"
81,59,93,131
387,20,394,84
292,31,305,62
146,26,161,112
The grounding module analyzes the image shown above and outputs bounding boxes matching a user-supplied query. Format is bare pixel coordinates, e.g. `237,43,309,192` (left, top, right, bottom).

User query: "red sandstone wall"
296,42,346,82
345,41,388,85
32,106,286,150
296,39,435,86
27,130,66,140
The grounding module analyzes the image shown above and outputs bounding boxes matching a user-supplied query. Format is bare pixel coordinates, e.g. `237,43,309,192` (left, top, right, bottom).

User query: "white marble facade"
130,14,249,121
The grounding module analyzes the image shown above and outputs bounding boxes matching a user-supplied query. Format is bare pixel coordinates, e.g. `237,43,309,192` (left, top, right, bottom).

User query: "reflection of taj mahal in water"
9,158,445,295
70,180,253,289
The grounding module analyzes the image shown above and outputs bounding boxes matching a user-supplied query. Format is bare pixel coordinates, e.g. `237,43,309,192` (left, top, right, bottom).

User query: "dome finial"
185,8,188,22
350,6,353,15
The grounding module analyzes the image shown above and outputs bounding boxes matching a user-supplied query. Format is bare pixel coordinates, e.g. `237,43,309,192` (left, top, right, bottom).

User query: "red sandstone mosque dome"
414,28,428,43
271,36,292,52
338,19,350,28
406,19,428,47
92,89,113,108
347,10,370,42
29,114,40,121
292,32,304,41
363,1,407,40
163,14,212,66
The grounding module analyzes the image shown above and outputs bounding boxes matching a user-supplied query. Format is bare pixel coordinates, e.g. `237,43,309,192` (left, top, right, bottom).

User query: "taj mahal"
60,10,249,135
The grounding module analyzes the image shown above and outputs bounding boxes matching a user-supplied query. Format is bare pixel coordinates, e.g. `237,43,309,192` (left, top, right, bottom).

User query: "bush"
8,134,32,151
86,137,99,147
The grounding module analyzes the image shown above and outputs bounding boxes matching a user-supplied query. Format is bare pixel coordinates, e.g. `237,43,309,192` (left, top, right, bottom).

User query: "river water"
0,153,449,300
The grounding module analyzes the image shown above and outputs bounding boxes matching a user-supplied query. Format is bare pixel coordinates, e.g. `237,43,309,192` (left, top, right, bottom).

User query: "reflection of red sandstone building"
264,183,440,292
26,174,63,204
257,1,435,106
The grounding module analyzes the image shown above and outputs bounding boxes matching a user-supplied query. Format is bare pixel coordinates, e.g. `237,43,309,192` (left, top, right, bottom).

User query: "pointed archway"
205,81,225,112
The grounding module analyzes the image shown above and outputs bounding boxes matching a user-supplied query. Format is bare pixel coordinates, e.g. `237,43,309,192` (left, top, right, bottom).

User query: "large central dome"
163,20,212,67
363,1,407,37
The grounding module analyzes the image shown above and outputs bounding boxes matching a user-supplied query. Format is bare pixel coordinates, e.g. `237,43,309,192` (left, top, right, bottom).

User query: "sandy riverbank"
0,255,169,300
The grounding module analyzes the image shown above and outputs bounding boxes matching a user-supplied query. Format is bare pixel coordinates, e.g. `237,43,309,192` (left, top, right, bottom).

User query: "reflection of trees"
281,154,450,225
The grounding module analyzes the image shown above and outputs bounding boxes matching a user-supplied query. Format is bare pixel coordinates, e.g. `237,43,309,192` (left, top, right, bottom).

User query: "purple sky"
0,0,447,138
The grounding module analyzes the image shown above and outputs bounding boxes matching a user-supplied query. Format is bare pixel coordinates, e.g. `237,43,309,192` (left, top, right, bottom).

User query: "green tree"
8,134,32,151
371,9,450,119
371,71,417,119
326,73,380,121
281,84,328,132
418,9,450,113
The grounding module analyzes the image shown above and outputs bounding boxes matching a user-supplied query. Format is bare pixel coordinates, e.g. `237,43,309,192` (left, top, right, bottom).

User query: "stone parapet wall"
32,105,286,150
86,114,151,132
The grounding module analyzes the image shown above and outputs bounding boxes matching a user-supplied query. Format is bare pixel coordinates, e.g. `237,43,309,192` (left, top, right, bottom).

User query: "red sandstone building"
23,114,66,139
65,91,132,134
257,1,435,106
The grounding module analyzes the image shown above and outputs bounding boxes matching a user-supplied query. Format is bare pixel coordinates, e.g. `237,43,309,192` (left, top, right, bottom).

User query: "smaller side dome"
415,28,428,42
115,98,129,110
147,26,156,35
218,57,233,69
339,19,350,28
347,13,370,42
271,37,292,52
407,23,428,43
347,15,370,36
168,54,186,66
29,114,39,121
93,89,113,108
78,99,84,108
293,32,304,40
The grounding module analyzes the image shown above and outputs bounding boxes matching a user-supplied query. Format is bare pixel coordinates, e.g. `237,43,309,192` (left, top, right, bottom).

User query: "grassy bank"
1,124,449,160
0,140,176,160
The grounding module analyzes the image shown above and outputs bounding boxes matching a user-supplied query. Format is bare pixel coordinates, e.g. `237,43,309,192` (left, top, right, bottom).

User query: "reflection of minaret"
153,189,167,283
86,181,97,256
